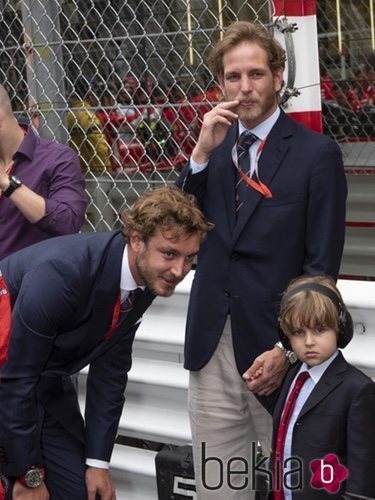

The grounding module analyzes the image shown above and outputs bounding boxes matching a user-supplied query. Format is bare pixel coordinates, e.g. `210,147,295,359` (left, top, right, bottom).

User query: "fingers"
246,373,282,396
244,356,286,395
203,100,239,126
243,356,264,381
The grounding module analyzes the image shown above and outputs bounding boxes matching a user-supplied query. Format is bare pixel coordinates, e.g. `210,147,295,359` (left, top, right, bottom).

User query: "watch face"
3,175,22,197
25,468,44,488
10,176,22,187
288,351,298,364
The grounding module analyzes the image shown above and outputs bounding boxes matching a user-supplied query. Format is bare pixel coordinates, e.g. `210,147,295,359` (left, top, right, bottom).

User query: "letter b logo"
310,454,348,493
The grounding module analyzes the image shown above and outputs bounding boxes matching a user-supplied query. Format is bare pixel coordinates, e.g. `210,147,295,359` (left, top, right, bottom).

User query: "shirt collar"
298,350,339,385
120,245,145,292
120,245,138,292
14,126,37,162
238,106,280,141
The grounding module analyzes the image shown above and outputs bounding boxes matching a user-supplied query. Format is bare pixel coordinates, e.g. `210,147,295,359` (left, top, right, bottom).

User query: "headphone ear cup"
278,318,292,351
338,307,354,348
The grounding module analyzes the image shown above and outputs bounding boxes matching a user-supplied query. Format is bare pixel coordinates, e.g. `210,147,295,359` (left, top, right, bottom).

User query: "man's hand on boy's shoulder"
243,347,289,396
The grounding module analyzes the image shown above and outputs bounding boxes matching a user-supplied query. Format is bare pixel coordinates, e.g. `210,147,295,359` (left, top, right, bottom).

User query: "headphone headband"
283,283,343,311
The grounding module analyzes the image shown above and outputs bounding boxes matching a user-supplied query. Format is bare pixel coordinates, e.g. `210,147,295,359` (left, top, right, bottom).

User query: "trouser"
4,380,88,500
189,318,272,499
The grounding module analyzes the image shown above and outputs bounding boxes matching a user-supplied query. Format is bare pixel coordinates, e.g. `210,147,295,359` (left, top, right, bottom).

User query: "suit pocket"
304,414,341,448
259,192,303,208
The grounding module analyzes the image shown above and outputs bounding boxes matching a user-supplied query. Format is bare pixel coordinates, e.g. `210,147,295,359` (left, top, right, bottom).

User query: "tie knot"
296,371,310,385
121,287,142,313
238,131,258,155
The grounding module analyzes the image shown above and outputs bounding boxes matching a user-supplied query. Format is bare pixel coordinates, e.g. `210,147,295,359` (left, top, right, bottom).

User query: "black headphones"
278,283,353,350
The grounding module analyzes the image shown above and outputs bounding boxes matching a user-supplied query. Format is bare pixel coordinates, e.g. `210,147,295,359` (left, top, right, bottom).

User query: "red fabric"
105,292,121,341
0,274,11,370
287,110,322,133
273,0,316,16
273,371,310,499
321,76,335,100
105,288,142,341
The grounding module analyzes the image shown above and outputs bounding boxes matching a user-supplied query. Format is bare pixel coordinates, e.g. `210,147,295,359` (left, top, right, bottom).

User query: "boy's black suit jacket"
266,351,375,499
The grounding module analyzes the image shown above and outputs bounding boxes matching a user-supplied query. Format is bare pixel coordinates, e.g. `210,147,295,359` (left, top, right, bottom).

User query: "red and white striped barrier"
273,0,322,132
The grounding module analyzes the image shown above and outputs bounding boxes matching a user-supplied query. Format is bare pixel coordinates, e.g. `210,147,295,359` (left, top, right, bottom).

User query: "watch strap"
274,341,297,364
3,175,22,198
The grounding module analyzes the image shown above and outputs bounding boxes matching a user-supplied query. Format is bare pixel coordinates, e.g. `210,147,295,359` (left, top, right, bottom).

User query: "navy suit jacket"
268,352,375,499
177,110,347,374
0,231,155,477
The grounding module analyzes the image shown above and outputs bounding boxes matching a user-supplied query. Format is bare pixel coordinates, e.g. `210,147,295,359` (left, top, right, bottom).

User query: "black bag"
155,444,196,499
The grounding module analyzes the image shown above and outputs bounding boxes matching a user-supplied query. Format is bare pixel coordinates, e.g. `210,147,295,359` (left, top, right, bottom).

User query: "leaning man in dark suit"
0,185,211,500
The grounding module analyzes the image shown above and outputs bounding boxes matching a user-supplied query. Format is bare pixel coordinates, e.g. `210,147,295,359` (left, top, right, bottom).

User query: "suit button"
224,290,230,298
230,252,239,261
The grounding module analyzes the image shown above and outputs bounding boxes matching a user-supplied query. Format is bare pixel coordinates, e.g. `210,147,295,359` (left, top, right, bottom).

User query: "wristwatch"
2,175,22,198
18,466,45,488
274,341,298,364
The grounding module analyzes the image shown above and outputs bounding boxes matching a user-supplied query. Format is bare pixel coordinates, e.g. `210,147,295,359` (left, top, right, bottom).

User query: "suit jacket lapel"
218,125,238,232
74,234,124,360
232,111,293,245
110,288,155,340
275,353,348,426
74,288,156,372
298,352,347,418
257,111,292,188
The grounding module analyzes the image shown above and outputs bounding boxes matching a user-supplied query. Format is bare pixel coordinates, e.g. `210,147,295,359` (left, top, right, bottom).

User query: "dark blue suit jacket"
0,231,155,477
269,352,375,499
177,110,347,374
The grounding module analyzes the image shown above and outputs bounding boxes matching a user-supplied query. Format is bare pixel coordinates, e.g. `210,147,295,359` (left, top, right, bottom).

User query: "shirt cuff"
190,158,208,174
86,458,110,469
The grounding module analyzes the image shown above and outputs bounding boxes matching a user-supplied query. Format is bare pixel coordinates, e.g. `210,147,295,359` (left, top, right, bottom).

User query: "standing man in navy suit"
0,186,211,500
176,21,347,499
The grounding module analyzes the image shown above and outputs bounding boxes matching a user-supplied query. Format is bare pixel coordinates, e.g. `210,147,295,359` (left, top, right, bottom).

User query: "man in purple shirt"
0,84,87,259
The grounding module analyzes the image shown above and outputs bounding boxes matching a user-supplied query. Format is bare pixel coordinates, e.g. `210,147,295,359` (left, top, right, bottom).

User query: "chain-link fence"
0,0,274,232
1,0,374,276
317,0,374,150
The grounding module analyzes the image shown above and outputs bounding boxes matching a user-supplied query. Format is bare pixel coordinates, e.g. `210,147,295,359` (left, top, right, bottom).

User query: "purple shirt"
0,127,87,260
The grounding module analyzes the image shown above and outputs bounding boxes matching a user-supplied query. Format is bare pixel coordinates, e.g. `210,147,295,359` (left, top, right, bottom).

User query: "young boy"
269,275,375,499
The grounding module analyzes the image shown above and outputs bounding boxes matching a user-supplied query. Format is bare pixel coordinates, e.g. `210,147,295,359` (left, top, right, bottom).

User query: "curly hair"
208,21,286,78
121,185,212,243
279,275,343,337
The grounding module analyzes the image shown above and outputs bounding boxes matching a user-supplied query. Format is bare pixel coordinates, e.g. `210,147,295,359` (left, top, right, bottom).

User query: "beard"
228,87,277,129
135,253,179,297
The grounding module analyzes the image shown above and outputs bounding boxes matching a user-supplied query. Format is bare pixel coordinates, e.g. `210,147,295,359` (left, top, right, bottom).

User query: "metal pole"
273,0,323,132
21,0,68,143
